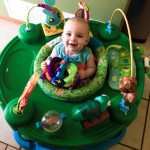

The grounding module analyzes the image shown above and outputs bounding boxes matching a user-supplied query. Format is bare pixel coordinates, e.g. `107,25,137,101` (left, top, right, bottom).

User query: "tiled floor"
0,18,150,150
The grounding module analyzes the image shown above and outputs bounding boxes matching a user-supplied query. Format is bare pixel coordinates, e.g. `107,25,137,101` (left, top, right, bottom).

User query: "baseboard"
0,15,25,25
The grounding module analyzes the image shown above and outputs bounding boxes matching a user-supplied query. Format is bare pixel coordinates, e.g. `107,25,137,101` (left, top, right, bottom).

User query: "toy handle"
110,8,133,77
38,4,55,14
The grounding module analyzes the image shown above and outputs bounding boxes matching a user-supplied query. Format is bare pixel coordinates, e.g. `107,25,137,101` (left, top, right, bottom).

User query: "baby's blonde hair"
64,17,90,34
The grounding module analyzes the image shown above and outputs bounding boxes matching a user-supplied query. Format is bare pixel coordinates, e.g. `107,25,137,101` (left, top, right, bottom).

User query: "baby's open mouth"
69,43,78,46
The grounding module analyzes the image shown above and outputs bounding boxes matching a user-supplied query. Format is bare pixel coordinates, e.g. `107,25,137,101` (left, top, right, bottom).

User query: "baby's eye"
66,33,71,36
77,35,83,38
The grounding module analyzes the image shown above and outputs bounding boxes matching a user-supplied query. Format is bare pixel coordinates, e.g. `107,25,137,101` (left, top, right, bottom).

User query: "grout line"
0,141,10,147
5,145,8,150
141,98,150,101
7,144,20,150
140,100,150,150
119,143,139,150
0,141,19,150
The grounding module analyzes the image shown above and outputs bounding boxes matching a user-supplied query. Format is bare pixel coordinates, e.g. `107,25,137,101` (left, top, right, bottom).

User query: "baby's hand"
78,70,86,79
41,60,48,71
42,44,48,50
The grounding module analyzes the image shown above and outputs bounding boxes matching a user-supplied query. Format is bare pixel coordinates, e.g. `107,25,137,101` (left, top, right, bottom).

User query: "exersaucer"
0,2,145,150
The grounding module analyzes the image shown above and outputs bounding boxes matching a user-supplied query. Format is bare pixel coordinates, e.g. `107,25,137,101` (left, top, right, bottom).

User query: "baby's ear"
85,36,90,45
61,33,64,41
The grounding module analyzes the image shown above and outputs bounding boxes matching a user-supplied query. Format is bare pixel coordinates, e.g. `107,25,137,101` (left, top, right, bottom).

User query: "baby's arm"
41,47,57,71
78,53,96,79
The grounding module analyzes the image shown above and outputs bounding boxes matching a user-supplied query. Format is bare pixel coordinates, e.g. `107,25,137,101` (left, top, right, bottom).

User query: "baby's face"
62,19,89,55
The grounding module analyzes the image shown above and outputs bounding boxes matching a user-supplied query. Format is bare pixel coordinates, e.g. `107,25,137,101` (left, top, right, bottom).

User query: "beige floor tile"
108,144,133,150
120,100,148,149
142,102,150,150
0,108,20,148
0,142,7,150
0,19,21,148
6,145,19,150
134,35,150,100
142,74,150,99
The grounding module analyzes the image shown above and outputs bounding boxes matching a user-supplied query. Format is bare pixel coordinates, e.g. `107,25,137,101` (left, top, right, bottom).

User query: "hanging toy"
108,9,138,115
119,76,138,105
75,1,89,22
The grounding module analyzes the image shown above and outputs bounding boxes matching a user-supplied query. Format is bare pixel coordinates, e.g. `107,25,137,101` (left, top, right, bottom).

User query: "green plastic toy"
106,45,136,90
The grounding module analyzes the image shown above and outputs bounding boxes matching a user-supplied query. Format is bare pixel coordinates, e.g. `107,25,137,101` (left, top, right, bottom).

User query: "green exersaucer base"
0,20,145,149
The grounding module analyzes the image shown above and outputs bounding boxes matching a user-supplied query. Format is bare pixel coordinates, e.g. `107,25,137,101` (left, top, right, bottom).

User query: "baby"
41,17,96,81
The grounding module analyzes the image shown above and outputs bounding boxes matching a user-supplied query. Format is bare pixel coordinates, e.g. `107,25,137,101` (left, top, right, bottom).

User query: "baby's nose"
70,35,76,41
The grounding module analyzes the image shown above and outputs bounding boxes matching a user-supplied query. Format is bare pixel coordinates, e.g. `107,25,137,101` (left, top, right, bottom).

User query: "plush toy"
119,76,138,105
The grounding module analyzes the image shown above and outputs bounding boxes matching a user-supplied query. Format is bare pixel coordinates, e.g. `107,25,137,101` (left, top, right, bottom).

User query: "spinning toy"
36,110,66,133
0,1,147,150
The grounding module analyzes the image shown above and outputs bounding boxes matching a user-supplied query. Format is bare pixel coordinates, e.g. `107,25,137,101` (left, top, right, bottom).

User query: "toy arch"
34,36,108,102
